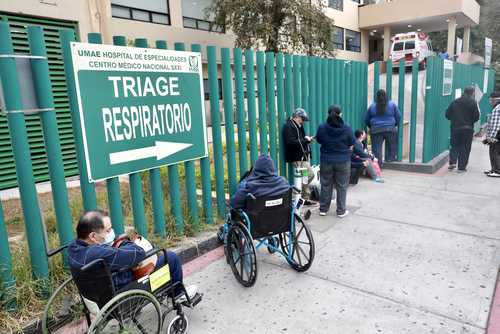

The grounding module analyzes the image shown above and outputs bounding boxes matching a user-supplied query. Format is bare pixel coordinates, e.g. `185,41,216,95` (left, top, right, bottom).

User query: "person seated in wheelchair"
230,154,290,209
67,210,197,301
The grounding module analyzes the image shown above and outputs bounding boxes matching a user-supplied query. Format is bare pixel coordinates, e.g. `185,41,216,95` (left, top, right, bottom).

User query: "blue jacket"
351,139,370,168
315,117,355,164
230,155,290,209
68,238,146,290
365,101,401,133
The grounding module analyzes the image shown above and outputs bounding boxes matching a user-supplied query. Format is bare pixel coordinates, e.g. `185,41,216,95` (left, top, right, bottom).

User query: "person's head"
327,105,344,128
292,108,309,125
354,129,366,141
251,155,278,178
463,86,475,99
489,91,500,107
76,210,115,245
375,89,387,116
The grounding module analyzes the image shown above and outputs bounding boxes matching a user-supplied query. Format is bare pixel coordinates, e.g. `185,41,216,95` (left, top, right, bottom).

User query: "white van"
390,32,434,69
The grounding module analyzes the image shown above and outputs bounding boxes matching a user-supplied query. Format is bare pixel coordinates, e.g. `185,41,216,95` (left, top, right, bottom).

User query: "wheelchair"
42,247,202,334
219,188,315,287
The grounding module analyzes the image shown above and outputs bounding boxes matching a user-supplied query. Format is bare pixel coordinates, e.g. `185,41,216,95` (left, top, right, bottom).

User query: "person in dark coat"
315,105,355,218
282,108,315,203
351,130,384,183
445,86,480,172
365,89,402,166
230,155,290,209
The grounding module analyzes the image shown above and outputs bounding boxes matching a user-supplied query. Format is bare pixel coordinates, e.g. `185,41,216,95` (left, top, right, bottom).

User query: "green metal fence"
0,22,369,310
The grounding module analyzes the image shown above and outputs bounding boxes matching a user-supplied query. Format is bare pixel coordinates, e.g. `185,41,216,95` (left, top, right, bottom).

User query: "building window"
111,0,170,25
332,26,344,50
346,29,361,52
182,0,225,33
203,78,223,100
328,0,343,11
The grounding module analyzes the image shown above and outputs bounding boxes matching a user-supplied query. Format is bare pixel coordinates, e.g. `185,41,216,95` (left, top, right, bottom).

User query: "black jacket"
445,96,480,130
282,118,310,162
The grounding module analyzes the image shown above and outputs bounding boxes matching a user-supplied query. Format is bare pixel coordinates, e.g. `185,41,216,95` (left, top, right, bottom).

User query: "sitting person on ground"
351,130,384,183
68,210,196,299
230,155,290,209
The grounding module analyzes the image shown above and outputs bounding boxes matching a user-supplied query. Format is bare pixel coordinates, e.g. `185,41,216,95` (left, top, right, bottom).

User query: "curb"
383,150,449,174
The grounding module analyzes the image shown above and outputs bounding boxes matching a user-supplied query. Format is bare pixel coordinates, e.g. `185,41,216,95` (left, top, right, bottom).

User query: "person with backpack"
365,89,402,167
445,86,480,172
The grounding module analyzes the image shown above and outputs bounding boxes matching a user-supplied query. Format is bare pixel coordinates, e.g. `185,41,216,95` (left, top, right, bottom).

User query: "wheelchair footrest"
184,292,202,308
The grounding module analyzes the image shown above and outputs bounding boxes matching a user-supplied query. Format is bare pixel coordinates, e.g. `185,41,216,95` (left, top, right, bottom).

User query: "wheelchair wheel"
42,277,89,334
167,314,189,334
88,289,162,334
226,222,258,287
279,213,315,272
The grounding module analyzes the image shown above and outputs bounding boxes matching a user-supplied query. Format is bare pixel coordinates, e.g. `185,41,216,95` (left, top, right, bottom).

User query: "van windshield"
405,41,416,50
393,42,404,51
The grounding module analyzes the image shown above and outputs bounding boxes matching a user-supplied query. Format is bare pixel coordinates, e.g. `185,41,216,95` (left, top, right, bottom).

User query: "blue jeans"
371,131,397,166
319,161,350,214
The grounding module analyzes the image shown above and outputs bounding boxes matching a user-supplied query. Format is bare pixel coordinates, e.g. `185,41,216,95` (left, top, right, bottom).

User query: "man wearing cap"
483,91,500,177
282,108,315,204
445,86,480,172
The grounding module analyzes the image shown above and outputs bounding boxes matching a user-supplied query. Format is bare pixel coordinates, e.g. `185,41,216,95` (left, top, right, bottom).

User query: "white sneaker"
337,210,349,218
177,284,198,304
319,211,327,216
487,171,500,178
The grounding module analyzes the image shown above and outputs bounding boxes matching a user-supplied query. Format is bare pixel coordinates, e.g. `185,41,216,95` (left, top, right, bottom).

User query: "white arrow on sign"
109,141,192,165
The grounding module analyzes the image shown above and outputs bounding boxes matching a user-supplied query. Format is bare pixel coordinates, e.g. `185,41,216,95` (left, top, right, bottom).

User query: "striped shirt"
486,104,500,140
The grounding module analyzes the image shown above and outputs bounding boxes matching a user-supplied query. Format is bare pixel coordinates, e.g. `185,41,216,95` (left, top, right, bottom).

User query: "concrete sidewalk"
182,138,500,334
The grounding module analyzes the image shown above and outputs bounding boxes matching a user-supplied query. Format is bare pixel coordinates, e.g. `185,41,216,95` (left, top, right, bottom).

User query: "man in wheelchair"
230,154,290,209
68,210,197,302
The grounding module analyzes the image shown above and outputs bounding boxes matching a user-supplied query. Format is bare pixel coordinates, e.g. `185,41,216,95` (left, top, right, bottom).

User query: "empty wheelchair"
219,188,315,287
42,247,202,334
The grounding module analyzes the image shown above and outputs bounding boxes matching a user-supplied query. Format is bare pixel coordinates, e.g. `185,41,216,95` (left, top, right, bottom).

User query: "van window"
393,42,404,51
405,41,415,50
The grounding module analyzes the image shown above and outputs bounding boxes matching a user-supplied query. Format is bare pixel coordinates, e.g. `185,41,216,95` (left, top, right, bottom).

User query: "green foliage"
206,0,336,56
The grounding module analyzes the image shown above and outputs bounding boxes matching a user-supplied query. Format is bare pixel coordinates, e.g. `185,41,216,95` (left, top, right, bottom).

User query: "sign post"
69,42,207,182
485,37,493,68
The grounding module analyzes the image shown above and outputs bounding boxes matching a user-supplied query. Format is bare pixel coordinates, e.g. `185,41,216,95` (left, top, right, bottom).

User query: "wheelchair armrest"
246,193,256,200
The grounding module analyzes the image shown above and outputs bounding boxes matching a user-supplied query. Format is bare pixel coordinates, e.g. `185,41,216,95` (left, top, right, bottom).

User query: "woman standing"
315,106,355,218
365,89,401,166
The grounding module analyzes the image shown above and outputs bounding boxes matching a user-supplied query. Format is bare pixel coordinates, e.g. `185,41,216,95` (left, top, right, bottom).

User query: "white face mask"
104,228,115,245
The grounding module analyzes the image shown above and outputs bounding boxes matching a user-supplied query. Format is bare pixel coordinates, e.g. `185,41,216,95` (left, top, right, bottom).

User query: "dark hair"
464,86,475,98
76,210,108,239
490,91,500,99
327,105,344,128
354,129,365,139
375,89,387,116
328,105,342,117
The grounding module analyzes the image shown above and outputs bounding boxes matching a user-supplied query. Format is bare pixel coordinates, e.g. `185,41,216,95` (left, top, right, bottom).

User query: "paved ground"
182,139,500,334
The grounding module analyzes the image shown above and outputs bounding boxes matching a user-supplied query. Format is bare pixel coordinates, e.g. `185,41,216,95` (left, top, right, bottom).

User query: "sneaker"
374,178,385,183
319,211,327,216
457,169,467,173
487,171,500,177
448,164,457,170
177,285,198,304
337,210,349,218
484,169,493,175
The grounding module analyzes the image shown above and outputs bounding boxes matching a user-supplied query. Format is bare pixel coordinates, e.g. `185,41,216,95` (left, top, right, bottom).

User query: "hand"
305,136,313,142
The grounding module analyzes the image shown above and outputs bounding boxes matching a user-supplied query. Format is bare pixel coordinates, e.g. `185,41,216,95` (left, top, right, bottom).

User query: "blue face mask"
104,229,116,245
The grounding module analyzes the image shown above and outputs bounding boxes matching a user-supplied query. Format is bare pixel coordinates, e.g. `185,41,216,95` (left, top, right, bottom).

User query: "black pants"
490,141,500,173
449,128,473,170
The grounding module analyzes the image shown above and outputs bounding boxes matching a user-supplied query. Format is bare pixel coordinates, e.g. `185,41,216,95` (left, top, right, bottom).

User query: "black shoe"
484,169,493,175
487,171,500,177
448,164,457,170
303,199,318,206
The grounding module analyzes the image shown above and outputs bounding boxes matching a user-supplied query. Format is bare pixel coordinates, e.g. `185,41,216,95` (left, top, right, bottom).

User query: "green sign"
70,42,207,182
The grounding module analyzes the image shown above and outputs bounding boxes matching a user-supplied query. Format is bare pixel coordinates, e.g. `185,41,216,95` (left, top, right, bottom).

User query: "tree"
206,0,335,56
